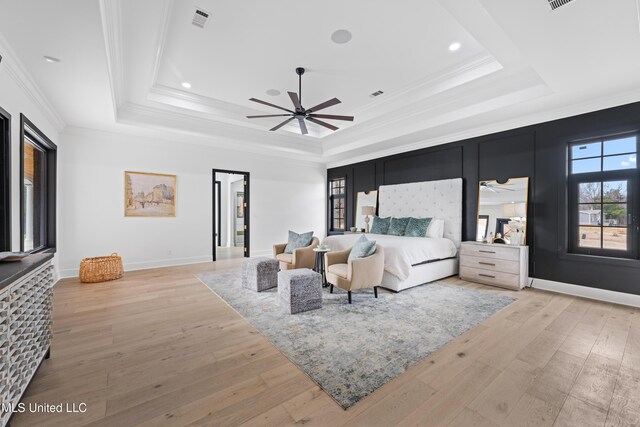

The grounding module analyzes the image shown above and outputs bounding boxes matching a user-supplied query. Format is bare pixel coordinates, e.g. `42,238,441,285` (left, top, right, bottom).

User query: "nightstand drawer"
460,266,520,290
460,255,520,275
460,244,519,261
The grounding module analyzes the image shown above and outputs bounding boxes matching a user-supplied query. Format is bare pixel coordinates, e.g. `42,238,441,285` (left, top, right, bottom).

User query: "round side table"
313,248,331,287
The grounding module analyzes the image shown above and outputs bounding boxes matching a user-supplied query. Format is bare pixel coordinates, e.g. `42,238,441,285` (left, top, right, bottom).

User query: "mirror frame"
354,190,378,231
477,177,529,245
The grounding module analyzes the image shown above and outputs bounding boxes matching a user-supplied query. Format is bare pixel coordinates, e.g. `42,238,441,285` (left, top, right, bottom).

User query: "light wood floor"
11,260,640,427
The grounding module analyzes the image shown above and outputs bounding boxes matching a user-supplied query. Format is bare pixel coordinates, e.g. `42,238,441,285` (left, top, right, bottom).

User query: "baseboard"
58,255,213,279
57,250,275,279
531,278,640,308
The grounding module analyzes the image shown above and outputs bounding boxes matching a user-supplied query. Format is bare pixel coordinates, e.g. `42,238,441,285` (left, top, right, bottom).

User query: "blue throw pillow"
369,216,391,234
348,235,377,260
284,230,313,254
388,217,410,236
404,217,432,237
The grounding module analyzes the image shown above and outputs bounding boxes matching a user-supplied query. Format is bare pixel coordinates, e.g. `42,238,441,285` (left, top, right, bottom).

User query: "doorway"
212,169,250,261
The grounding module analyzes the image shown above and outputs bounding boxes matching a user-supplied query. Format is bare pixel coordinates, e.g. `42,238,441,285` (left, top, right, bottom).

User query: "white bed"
323,178,463,292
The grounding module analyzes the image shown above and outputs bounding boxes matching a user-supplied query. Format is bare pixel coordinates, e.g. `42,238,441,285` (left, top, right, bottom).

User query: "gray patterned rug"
197,269,514,409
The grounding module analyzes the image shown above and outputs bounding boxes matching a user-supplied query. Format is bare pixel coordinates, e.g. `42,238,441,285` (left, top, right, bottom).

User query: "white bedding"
322,234,458,281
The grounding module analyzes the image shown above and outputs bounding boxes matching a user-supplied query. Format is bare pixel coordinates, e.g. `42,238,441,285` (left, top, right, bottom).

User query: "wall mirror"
477,177,529,245
355,190,378,231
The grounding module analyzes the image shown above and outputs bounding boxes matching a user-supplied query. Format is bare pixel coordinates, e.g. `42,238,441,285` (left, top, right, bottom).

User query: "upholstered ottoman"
278,269,322,314
241,257,279,292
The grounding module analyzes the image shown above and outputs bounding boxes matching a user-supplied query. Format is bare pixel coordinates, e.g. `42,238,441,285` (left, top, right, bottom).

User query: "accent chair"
324,245,384,304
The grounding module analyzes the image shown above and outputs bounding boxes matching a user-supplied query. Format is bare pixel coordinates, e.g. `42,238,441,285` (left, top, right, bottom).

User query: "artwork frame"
124,171,176,217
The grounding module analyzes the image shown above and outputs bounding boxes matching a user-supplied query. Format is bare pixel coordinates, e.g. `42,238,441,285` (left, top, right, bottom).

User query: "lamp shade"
361,205,376,216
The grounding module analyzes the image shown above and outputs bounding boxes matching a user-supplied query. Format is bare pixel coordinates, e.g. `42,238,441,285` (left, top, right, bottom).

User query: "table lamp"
362,206,376,233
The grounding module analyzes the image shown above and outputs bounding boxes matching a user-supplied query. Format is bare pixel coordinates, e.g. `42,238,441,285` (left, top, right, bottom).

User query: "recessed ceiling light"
266,89,281,96
43,56,61,63
181,82,192,89
331,29,352,44
448,42,461,52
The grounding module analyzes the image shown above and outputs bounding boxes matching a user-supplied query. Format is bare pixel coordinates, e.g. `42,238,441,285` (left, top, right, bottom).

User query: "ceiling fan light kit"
247,67,354,135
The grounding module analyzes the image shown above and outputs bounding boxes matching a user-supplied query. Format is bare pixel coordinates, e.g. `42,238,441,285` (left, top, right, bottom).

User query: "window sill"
560,251,640,268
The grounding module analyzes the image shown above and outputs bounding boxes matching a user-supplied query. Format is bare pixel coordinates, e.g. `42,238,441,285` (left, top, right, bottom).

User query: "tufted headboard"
378,178,463,247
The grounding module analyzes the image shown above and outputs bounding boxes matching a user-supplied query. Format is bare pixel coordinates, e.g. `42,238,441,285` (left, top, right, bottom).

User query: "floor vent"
548,0,574,10
369,90,384,98
192,8,211,28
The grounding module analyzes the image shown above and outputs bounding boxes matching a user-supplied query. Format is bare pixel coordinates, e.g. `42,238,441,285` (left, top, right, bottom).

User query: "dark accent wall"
328,101,640,296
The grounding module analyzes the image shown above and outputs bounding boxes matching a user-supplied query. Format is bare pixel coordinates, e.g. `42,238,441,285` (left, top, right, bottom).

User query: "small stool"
241,257,279,292
278,269,322,314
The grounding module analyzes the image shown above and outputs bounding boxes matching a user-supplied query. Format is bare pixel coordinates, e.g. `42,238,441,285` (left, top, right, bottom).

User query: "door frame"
212,169,250,261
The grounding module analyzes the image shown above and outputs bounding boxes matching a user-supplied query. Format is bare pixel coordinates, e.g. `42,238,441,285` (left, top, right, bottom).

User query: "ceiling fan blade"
249,98,294,113
288,92,302,110
308,113,354,122
306,117,338,131
307,98,341,113
270,117,295,131
298,118,308,135
246,114,292,119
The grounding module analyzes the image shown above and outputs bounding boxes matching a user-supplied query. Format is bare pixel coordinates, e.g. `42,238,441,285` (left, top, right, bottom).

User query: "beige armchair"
325,245,384,304
273,237,319,270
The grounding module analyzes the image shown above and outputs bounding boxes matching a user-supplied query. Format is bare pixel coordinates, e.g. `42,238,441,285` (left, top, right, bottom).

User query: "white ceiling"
1,0,639,165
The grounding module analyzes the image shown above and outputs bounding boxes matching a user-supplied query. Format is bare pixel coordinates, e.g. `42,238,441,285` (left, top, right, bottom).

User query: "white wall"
57,127,326,277
0,53,61,252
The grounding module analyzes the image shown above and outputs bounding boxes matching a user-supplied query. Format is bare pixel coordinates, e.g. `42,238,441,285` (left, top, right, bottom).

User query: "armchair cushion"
284,230,313,254
327,263,348,279
275,253,293,264
348,235,376,260
370,216,391,234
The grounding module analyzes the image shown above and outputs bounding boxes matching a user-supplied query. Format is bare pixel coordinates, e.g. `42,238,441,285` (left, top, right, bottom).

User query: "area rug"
197,269,514,409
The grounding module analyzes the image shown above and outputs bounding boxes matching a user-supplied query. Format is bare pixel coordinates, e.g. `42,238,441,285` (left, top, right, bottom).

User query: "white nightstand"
459,241,529,290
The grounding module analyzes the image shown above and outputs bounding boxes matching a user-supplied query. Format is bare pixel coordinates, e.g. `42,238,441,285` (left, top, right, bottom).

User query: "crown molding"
351,53,503,119
118,102,320,154
99,0,125,113
62,124,326,166
149,0,173,87
0,33,65,132
326,87,640,168
322,66,549,156
116,102,324,159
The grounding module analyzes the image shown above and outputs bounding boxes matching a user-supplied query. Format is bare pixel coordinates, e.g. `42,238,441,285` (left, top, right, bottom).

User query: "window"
20,115,56,253
330,178,346,231
568,134,638,258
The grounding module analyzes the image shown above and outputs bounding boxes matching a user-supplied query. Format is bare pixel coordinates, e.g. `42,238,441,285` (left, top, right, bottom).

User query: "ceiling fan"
480,181,515,193
246,67,354,135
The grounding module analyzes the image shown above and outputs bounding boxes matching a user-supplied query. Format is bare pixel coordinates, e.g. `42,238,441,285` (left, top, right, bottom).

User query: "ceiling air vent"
192,8,211,28
369,90,384,98
548,0,574,11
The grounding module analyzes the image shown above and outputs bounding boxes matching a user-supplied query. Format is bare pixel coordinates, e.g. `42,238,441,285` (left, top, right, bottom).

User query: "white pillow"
426,219,445,238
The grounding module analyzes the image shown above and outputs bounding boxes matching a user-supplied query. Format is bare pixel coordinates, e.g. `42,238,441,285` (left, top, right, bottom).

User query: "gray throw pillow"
370,216,391,234
348,234,377,260
404,217,432,237
284,230,313,254
388,217,410,236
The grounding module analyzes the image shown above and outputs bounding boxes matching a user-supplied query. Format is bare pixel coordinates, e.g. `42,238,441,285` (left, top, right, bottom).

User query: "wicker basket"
79,253,124,283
